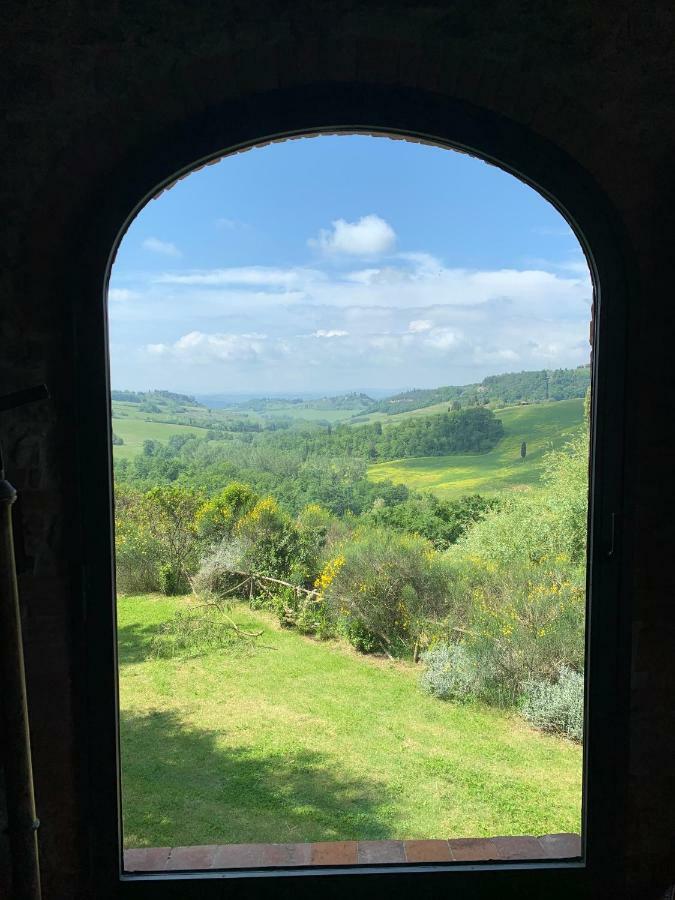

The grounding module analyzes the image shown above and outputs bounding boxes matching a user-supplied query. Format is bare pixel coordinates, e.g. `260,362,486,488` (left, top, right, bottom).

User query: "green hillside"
361,367,590,418
368,399,584,499
112,418,207,460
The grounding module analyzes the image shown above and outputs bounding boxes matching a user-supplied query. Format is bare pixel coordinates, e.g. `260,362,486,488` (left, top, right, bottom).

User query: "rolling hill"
368,398,584,499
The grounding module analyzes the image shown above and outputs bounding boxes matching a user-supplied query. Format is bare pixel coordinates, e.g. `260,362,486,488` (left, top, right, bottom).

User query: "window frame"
74,83,632,900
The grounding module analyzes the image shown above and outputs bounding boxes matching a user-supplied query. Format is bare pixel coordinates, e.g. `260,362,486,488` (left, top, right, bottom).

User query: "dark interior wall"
1,3,673,898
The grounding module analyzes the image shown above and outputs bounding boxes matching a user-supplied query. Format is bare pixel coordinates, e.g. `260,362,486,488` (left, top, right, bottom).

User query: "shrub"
158,562,187,596
195,482,259,543
452,556,585,703
234,496,299,580
266,585,336,638
322,529,453,655
521,667,584,742
419,643,485,702
143,484,204,585
292,503,333,582
193,541,253,598
114,484,162,593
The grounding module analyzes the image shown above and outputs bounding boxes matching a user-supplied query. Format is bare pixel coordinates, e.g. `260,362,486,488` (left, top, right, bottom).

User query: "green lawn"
368,399,583,499
118,594,582,849
112,418,208,460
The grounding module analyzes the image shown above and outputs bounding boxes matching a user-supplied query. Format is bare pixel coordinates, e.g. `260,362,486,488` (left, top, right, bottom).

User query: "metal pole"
0,387,46,900
0,475,42,899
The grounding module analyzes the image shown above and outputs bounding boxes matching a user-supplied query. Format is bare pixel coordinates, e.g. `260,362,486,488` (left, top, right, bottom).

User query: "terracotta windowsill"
124,832,581,872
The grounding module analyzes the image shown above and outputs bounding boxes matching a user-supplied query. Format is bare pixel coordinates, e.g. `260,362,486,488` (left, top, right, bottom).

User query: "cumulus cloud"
424,328,462,350
142,237,182,257
408,319,433,333
309,214,396,256
111,250,591,391
147,331,271,364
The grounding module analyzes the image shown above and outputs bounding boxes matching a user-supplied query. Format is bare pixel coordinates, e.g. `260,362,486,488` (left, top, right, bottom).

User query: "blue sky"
109,134,591,396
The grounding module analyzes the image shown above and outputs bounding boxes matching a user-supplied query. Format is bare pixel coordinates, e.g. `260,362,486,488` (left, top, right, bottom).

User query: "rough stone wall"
1,2,674,897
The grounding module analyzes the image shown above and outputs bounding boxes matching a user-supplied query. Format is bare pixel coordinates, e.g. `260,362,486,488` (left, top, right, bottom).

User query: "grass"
368,399,584,499
111,417,207,459
118,593,582,849
111,399,364,459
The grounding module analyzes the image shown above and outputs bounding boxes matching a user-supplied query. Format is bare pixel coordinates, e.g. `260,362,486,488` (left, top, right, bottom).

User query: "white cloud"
147,331,271,364
312,329,349,338
111,252,591,391
408,319,432,333
108,288,139,302
142,237,182,257
154,266,321,288
309,214,396,256
425,328,462,350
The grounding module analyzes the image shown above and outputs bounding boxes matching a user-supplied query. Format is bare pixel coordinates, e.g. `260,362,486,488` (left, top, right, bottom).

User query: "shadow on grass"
121,708,396,847
117,620,163,664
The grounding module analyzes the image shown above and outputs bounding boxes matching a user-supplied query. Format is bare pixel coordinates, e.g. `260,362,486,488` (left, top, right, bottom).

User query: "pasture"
111,416,207,459
119,593,582,849
368,399,584,499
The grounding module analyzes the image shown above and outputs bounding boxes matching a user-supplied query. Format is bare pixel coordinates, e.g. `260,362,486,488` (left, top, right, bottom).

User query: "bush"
158,562,188,596
322,529,453,655
266,585,336,638
419,643,485,703
193,541,252,597
234,496,299,580
450,555,585,703
114,485,162,593
195,482,259,543
521,667,584,742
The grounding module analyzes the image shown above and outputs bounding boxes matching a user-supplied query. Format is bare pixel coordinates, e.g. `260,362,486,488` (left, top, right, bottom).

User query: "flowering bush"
322,530,453,655
455,556,586,703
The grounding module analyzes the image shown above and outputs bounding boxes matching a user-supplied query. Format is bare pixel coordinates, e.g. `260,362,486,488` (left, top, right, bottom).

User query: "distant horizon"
111,362,590,404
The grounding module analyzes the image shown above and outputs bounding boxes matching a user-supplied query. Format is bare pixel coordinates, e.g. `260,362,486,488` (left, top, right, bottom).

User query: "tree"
143,485,204,591
520,441,527,461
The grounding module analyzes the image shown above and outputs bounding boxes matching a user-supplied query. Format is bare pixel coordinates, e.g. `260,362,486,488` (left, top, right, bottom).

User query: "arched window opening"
108,133,594,874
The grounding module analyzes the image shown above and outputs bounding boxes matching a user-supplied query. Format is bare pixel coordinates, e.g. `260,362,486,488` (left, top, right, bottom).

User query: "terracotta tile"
448,837,499,861
310,841,358,865
537,832,582,859
212,843,267,869
357,840,406,864
404,840,452,863
123,847,171,872
490,835,543,860
165,845,219,870
260,842,312,867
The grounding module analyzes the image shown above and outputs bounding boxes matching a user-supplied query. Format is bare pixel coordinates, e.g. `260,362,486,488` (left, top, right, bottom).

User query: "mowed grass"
118,594,582,849
112,418,207,460
368,399,584,499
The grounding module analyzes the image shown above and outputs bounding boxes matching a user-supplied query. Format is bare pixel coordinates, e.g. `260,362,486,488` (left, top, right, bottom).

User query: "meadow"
111,416,208,460
119,594,582,849
368,399,583,499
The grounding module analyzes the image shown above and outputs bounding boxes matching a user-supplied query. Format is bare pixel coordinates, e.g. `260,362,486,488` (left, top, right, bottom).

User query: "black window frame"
74,83,632,900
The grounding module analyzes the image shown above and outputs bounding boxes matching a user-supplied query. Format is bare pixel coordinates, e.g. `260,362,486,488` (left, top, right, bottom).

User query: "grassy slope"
368,399,584,499
112,417,207,460
111,399,363,459
118,594,581,849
